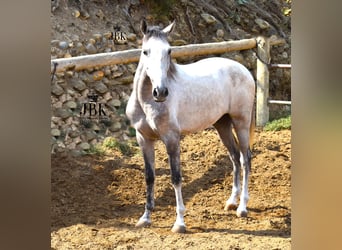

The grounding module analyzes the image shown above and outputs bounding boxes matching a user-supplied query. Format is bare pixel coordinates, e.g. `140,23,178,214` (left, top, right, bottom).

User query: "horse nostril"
164,88,169,97
153,88,158,97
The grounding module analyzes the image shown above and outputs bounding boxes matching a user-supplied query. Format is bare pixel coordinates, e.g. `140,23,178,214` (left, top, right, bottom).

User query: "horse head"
140,19,175,102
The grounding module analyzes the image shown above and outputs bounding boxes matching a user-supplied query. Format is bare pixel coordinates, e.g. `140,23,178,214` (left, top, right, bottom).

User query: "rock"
171,40,187,46
95,82,108,94
65,101,77,109
65,71,74,77
112,71,123,78
51,128,61,137
109,122,122,132
85,131,96,141
85,43,97,54
201,13,217,25
255,18,271,29
93,70,104,81
71,79,87,91
69,130,80,138
76,42,85,53
88,38,96,45
51,40,60,47
127,64,137,74
216,29,224,38
96,9,105,20
109,99,121,108
93,33,102,41
282,51,288,59
72,9,81,18
118,75,134,84
52,84,64,96
103,32,113,39
58,41,69,49
79,142,90,150
126,33,137,42
56,108,72,119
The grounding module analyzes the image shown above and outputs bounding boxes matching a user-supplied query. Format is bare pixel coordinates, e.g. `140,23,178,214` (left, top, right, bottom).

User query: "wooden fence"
51,36,286,127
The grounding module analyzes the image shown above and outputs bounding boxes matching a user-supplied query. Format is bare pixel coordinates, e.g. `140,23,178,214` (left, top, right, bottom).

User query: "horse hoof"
237,210,248,217
135,219,151,228
171,224,186,233
224,203,237,211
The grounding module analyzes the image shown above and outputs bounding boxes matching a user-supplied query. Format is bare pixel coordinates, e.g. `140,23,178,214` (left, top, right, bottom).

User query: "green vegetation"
84,137,138,156
264,115,291,131
102,137,138,156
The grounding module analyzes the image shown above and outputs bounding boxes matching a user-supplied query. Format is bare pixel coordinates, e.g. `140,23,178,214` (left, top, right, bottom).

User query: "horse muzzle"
152,86,169,102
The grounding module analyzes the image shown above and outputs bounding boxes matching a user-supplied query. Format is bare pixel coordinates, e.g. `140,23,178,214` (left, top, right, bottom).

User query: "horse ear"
140,19,147,35
162,21,175,35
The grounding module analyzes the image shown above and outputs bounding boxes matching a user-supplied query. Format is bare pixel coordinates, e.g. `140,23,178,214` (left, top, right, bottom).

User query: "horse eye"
143,50,149,56
167,48,171,55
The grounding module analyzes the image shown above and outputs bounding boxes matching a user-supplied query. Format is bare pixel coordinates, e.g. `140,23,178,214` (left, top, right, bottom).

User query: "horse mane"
143,26,168,42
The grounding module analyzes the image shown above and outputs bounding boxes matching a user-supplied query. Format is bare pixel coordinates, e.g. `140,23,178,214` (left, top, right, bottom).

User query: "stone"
103,32,113,39
109,122,122,132
69,130,80,138
93,33,102,41
51,40,60,47
171,40,187,46
93,70,104,81
112,71,123,78
65,101,77,109
201,13,217,25
96,9,105,20
51,128,61,137
255,18,271,30
71,79,87,91
216,29,224,38
85,131,96,141
52,84,64,96
88,38,96,45
85,43,97,54
127,64,137,74
79,142,90,150
56,108,72,119
109,99,121,108
58,41,69,49
126,33,137,42
118,75,134,84
72,9,81,18
94,82,108,94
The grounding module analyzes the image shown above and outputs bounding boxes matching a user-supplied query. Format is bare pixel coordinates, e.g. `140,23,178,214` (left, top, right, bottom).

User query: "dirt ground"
51,128,291,249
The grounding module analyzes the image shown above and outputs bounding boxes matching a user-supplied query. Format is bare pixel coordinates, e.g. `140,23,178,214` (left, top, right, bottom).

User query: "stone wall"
51,32,139,155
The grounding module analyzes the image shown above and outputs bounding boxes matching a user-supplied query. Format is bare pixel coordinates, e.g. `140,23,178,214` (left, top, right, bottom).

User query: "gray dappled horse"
126,20,255,233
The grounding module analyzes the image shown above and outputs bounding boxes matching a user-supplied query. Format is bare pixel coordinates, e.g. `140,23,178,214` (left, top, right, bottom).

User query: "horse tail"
249,102,255,150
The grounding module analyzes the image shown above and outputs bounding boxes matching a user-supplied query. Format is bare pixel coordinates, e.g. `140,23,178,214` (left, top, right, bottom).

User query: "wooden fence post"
256,36,270,127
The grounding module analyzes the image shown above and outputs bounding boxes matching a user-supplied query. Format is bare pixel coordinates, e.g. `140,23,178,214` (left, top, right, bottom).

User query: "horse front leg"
135,131,156,228
164,135,186,233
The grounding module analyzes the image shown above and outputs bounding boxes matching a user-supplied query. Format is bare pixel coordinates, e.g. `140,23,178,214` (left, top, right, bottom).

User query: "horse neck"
133,60,154,105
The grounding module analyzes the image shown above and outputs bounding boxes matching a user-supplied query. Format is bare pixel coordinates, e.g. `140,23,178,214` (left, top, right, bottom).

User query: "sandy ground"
51,129,291,249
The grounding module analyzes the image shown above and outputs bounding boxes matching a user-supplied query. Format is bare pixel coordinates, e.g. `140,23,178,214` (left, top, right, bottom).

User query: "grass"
263,115,291,131
84,137,138,157
102,137,138,156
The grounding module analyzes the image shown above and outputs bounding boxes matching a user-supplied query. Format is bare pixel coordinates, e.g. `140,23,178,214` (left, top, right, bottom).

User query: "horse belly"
177,97,228,134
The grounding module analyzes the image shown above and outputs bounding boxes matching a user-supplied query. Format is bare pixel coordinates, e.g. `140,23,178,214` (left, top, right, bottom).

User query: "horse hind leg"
213,115,242,212
232,115,252,217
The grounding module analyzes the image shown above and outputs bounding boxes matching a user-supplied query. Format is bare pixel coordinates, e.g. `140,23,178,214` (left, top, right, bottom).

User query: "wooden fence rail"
51,36,286,127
